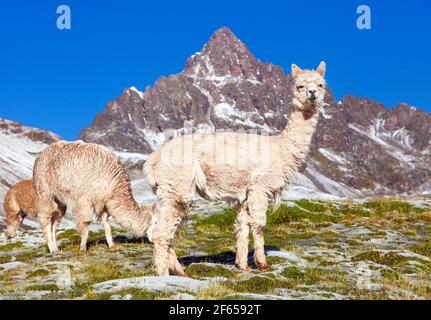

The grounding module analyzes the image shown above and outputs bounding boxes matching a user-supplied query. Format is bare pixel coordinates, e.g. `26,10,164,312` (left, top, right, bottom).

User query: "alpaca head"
6,212,24,239
291,61,326,117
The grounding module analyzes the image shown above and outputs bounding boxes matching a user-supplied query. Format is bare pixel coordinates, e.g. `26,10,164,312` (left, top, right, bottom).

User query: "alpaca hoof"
153,267,170,277
236,264,251,272
257,264,270,272
108,244,118,251
171,270,189,278
49,247,60,254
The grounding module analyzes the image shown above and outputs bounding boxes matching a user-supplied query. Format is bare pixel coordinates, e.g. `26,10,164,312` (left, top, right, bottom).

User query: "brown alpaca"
3,179,65,239
33,141,154,253
144,62,327,276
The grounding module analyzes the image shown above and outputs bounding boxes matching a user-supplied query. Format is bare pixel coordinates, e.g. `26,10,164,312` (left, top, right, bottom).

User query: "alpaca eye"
319,84,324,88
297,86,304,90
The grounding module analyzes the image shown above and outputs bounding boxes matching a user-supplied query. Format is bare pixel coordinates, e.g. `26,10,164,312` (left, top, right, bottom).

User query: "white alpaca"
33,141,153,252
144,62,327,276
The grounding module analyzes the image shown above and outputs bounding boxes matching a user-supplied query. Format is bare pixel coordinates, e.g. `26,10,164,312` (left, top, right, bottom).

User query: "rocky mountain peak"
204,27,246,53
184,27,263,81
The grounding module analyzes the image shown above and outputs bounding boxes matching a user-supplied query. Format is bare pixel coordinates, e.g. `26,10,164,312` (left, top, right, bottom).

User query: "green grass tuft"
0,241,24,252
186,263,238,279
85,288,174,300
25,284,59,292
352,251,419,267
227,276,291,294
28,269,50,278
364,200,426,215
268,203,339,225
194,207,236,229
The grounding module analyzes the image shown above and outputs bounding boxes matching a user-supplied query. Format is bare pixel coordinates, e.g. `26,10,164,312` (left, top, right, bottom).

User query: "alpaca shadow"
67,235,151,250
112,235,151,244
178,246,281,267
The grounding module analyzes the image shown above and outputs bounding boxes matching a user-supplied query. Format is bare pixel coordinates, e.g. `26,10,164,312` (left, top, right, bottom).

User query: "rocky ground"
0,198,430,300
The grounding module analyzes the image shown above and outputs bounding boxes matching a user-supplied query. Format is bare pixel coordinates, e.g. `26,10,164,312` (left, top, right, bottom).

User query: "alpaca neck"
107,193,151,238
279,108,319,176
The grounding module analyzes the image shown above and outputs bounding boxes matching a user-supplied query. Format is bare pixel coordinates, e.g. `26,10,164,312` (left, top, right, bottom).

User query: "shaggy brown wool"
3,179,65,239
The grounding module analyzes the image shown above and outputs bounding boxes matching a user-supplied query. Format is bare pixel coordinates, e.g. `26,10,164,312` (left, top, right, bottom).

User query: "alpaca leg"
51,204,66,251
152,200,186,276
169,247,187,277
75,202,93,252
78,223,90,251
38,198,58,253
251,226,268,271
248,190,269,271
43,221,56,253
101,211,115,250
51,216,60,252
234,202,251,272
153,240,170,276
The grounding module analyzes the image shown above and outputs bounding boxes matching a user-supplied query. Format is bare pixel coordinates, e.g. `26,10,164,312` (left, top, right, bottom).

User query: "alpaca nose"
308,90,317,101
6,231,14,239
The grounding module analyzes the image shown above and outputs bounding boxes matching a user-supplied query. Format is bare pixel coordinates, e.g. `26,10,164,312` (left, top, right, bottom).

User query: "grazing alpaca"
3,179,66,239
33,141,153,253
144,62,327,276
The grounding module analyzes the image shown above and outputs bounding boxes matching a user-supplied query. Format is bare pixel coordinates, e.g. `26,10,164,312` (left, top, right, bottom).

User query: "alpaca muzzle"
6,226,16,239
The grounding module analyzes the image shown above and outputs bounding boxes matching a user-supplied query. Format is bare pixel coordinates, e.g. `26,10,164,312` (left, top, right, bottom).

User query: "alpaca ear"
291,64,302,78
316,61,326,77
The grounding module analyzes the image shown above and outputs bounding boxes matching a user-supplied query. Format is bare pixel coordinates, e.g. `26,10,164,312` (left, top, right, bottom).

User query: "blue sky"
0,0,430,140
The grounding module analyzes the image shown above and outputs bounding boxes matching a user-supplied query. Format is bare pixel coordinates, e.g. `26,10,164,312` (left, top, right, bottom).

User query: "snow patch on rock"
128,86,144,100
213,103,274,132
319,148,348,165
349,119,416,168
